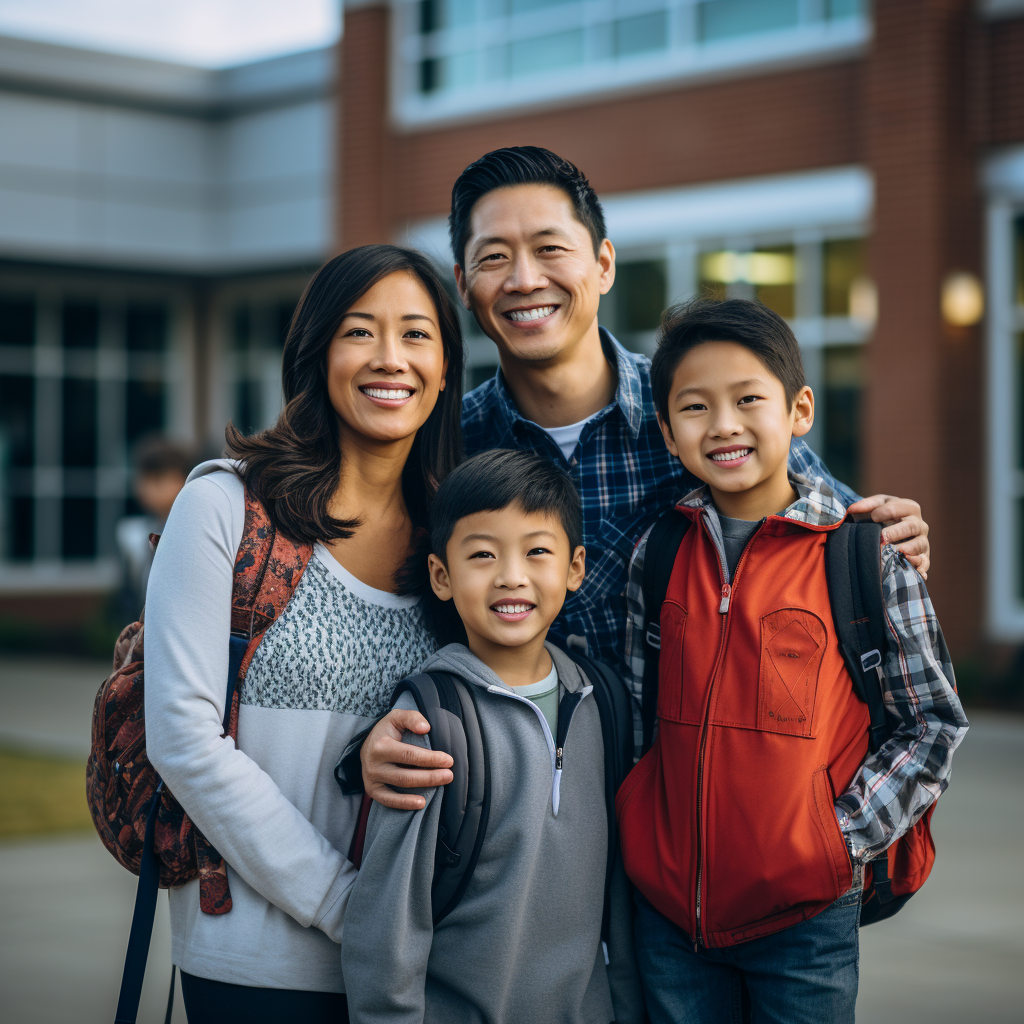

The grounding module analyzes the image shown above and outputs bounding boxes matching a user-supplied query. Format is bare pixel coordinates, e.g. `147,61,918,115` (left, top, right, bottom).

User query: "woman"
145,245,464,1023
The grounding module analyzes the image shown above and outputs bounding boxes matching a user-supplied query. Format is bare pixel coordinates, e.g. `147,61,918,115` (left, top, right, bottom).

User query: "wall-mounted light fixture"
849,276,878,330
941,272,984,327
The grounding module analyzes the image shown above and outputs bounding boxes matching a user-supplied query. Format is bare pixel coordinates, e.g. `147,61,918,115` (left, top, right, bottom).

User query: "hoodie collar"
421,641,589,695
678,471,848,529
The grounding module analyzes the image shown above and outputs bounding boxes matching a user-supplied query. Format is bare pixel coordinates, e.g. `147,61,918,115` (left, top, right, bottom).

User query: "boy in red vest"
617,298,967,1023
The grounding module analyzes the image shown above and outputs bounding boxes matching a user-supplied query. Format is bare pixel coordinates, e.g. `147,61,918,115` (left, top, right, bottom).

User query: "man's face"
454,184,615,366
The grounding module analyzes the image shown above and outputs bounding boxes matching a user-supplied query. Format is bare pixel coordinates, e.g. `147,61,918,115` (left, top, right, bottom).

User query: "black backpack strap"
824,520,890,754
389,671,490,926
640,509,691,753
559,645,634,945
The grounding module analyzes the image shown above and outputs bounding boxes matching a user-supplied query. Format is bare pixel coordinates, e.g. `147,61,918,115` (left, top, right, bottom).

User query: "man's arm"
790,438,932,577
341,710,442,1023
834,546,969,862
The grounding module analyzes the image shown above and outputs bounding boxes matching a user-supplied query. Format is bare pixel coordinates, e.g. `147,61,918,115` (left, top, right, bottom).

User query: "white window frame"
985,146,1024,639
390,0,870,128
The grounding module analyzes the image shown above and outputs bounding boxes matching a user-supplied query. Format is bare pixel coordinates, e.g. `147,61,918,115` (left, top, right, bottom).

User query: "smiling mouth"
359,385,414,401
503,305,557,323
490,600,536,621
708,447,752,463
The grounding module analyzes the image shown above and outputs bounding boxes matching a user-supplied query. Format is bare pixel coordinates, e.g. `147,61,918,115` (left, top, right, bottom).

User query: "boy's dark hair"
651,297,806,422
430,448,583,563
449,147,606,268
133,435,194,479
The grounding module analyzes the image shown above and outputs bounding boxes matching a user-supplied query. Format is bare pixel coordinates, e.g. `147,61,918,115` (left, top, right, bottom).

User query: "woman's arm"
145,472,354,941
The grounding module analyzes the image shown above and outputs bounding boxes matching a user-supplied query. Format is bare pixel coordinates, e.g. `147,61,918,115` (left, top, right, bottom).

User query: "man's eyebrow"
470,227,572,258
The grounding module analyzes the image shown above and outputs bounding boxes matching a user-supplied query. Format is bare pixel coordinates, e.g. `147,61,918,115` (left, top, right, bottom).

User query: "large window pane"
0,375,34,467
62,301,98,349
827,0,864,19
62,378,97,468
510,29,584,77
8,495,32,560
62,496,96,559
824,345,862,495
698,246,795,317
1016,332,1024,472
126,377,165,444
0,296,34,347
126,303,168,352
699,0,800,43
823,238,867,317
1014,215,1024,309
616,12,668,57
613,260,667,335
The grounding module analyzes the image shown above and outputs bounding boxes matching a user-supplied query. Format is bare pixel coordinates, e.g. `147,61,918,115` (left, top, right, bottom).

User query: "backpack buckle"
645,622,661,651
860,649,882,672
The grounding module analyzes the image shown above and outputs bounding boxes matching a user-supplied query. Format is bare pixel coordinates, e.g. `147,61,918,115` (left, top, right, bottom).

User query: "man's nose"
503,254,548,294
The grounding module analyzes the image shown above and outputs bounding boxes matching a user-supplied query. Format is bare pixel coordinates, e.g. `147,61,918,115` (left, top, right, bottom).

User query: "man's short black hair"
650,298,806,422
430,448,584,564
449,146,606,268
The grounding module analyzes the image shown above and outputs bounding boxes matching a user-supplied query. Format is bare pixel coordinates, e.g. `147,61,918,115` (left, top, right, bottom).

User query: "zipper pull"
719,583,731,614
555,747,563,771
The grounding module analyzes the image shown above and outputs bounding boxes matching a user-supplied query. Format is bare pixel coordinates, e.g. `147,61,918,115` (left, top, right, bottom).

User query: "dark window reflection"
126,378,165,443
62,496,96,559
126,304,168,352
9,495,32,560
824,345,862,496
63,301,99,349
0,296,34,347
0,375,34,467
62,378,97,467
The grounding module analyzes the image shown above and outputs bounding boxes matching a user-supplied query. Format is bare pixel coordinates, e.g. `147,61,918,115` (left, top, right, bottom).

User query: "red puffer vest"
617,506,870,948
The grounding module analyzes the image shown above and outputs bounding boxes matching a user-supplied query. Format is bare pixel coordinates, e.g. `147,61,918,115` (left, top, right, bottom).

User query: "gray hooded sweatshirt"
341,642,643,1024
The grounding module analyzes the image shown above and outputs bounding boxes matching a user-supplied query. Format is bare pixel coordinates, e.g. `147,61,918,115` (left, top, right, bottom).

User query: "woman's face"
327,270,449,447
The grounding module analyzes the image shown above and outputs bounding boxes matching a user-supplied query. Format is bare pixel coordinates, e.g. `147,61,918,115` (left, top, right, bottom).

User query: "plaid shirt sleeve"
834,545,969,862
624,525,654,762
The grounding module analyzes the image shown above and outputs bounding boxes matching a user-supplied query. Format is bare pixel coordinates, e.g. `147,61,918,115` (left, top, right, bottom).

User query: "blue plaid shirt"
462,329,858,674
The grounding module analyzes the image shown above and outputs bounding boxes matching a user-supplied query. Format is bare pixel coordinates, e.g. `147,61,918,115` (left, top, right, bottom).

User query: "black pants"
180,971,349,1024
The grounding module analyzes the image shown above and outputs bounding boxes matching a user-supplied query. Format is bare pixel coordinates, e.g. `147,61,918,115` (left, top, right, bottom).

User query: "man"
357,146,930,808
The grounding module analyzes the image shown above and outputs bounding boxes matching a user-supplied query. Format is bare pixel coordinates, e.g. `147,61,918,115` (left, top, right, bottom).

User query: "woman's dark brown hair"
226,244,465,546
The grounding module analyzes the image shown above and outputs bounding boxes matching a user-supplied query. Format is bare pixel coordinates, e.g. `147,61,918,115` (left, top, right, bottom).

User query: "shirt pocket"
656,601,690,723
757,608,827,738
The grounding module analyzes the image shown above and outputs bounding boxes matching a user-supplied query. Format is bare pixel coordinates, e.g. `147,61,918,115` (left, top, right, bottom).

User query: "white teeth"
710,448,751,462
494,603,533,614
506,306,556,322
363,387,412,400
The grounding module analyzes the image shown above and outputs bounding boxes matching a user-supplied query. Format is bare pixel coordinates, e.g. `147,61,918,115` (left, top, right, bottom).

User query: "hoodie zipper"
693,513,765,948
485,683,593,816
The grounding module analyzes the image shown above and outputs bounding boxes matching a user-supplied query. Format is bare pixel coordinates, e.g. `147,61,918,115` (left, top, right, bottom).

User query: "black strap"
824,520,890,754
640,510,691,752
113,786,163,1024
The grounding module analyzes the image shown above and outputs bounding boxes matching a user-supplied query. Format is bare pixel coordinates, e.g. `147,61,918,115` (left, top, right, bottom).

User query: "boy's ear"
790,385,815,438
427,553,454,601
656,411,680,458
566,545,586,593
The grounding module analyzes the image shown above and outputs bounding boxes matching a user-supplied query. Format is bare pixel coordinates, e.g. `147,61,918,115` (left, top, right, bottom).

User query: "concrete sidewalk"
0,653,1021,1022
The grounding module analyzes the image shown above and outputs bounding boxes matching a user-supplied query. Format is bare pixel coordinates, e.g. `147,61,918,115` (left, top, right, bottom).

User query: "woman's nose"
368,334,407,373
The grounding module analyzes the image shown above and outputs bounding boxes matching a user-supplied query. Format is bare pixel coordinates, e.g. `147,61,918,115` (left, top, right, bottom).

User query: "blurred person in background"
115,435,194,616
143,245,464,1024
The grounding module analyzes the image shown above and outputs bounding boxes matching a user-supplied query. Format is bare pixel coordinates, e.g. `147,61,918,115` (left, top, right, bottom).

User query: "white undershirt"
539,416,591,461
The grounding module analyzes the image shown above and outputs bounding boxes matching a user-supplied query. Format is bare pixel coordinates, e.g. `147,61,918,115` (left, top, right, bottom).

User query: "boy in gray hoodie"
341,449,642,1024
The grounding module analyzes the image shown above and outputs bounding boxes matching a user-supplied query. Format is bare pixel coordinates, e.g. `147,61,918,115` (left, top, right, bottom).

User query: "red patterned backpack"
87,489,312,1024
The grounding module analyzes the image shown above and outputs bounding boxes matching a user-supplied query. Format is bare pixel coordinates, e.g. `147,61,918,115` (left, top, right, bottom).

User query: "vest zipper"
693,513,766,948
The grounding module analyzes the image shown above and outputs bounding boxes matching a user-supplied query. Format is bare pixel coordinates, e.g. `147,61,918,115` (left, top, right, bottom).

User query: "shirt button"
570,458,577,467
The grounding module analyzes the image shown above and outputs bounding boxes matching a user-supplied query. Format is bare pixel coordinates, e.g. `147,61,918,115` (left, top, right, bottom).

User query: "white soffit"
403,165,872,262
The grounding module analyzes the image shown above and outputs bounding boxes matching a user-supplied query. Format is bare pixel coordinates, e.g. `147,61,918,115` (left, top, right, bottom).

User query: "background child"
341,448,642,1024
618,298,968,1024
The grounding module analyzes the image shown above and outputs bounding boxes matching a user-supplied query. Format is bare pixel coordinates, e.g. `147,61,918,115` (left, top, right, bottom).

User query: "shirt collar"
485,326,645,439
679,471,848,528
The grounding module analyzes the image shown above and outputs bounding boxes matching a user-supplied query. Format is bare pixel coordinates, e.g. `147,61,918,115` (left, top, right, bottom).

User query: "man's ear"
790,386,815,438
656,411,680,458
428,553,454,601
453,263,472,310
566,545,586,593
598,238,616,296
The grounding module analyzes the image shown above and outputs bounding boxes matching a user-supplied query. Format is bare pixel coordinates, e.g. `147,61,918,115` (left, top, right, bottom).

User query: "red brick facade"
336,1,1024,660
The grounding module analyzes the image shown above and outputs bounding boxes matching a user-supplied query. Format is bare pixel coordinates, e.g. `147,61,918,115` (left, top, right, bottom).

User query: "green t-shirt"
513,660,559,741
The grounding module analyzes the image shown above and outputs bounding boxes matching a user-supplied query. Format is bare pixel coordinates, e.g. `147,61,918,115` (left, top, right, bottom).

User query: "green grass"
0,747,94,839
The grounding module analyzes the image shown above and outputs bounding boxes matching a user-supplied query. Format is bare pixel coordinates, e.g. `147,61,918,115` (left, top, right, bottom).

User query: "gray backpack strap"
390,671,490,925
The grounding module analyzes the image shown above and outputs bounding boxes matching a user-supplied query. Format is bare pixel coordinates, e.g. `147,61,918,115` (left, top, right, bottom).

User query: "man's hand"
846,494,930,578
360,708,455,810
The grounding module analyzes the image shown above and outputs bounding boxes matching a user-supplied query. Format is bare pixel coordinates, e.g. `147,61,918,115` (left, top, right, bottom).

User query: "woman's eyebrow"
401,313,437,326
341,311,374,321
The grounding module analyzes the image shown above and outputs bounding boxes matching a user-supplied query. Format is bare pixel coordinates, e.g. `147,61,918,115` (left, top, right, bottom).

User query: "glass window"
125,377,166,445
698,246,796,318
1014,214,1024,309
61,496,96,560
698,0,801,43
823,238,867,317
62,301,98,349
62,378,97,468
126,304,168,352
0,296,33,347
616,12,669,58
827,0,865,19
509,29,584,77
823,345,862,495
0,374,34,468
612,260,667,336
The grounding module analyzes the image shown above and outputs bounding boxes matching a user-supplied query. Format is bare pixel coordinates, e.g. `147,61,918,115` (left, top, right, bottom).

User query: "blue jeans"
634,888,861,1024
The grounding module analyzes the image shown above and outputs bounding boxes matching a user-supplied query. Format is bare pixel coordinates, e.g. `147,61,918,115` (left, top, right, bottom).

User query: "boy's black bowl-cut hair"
430,448,583,563
650,297,806,422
